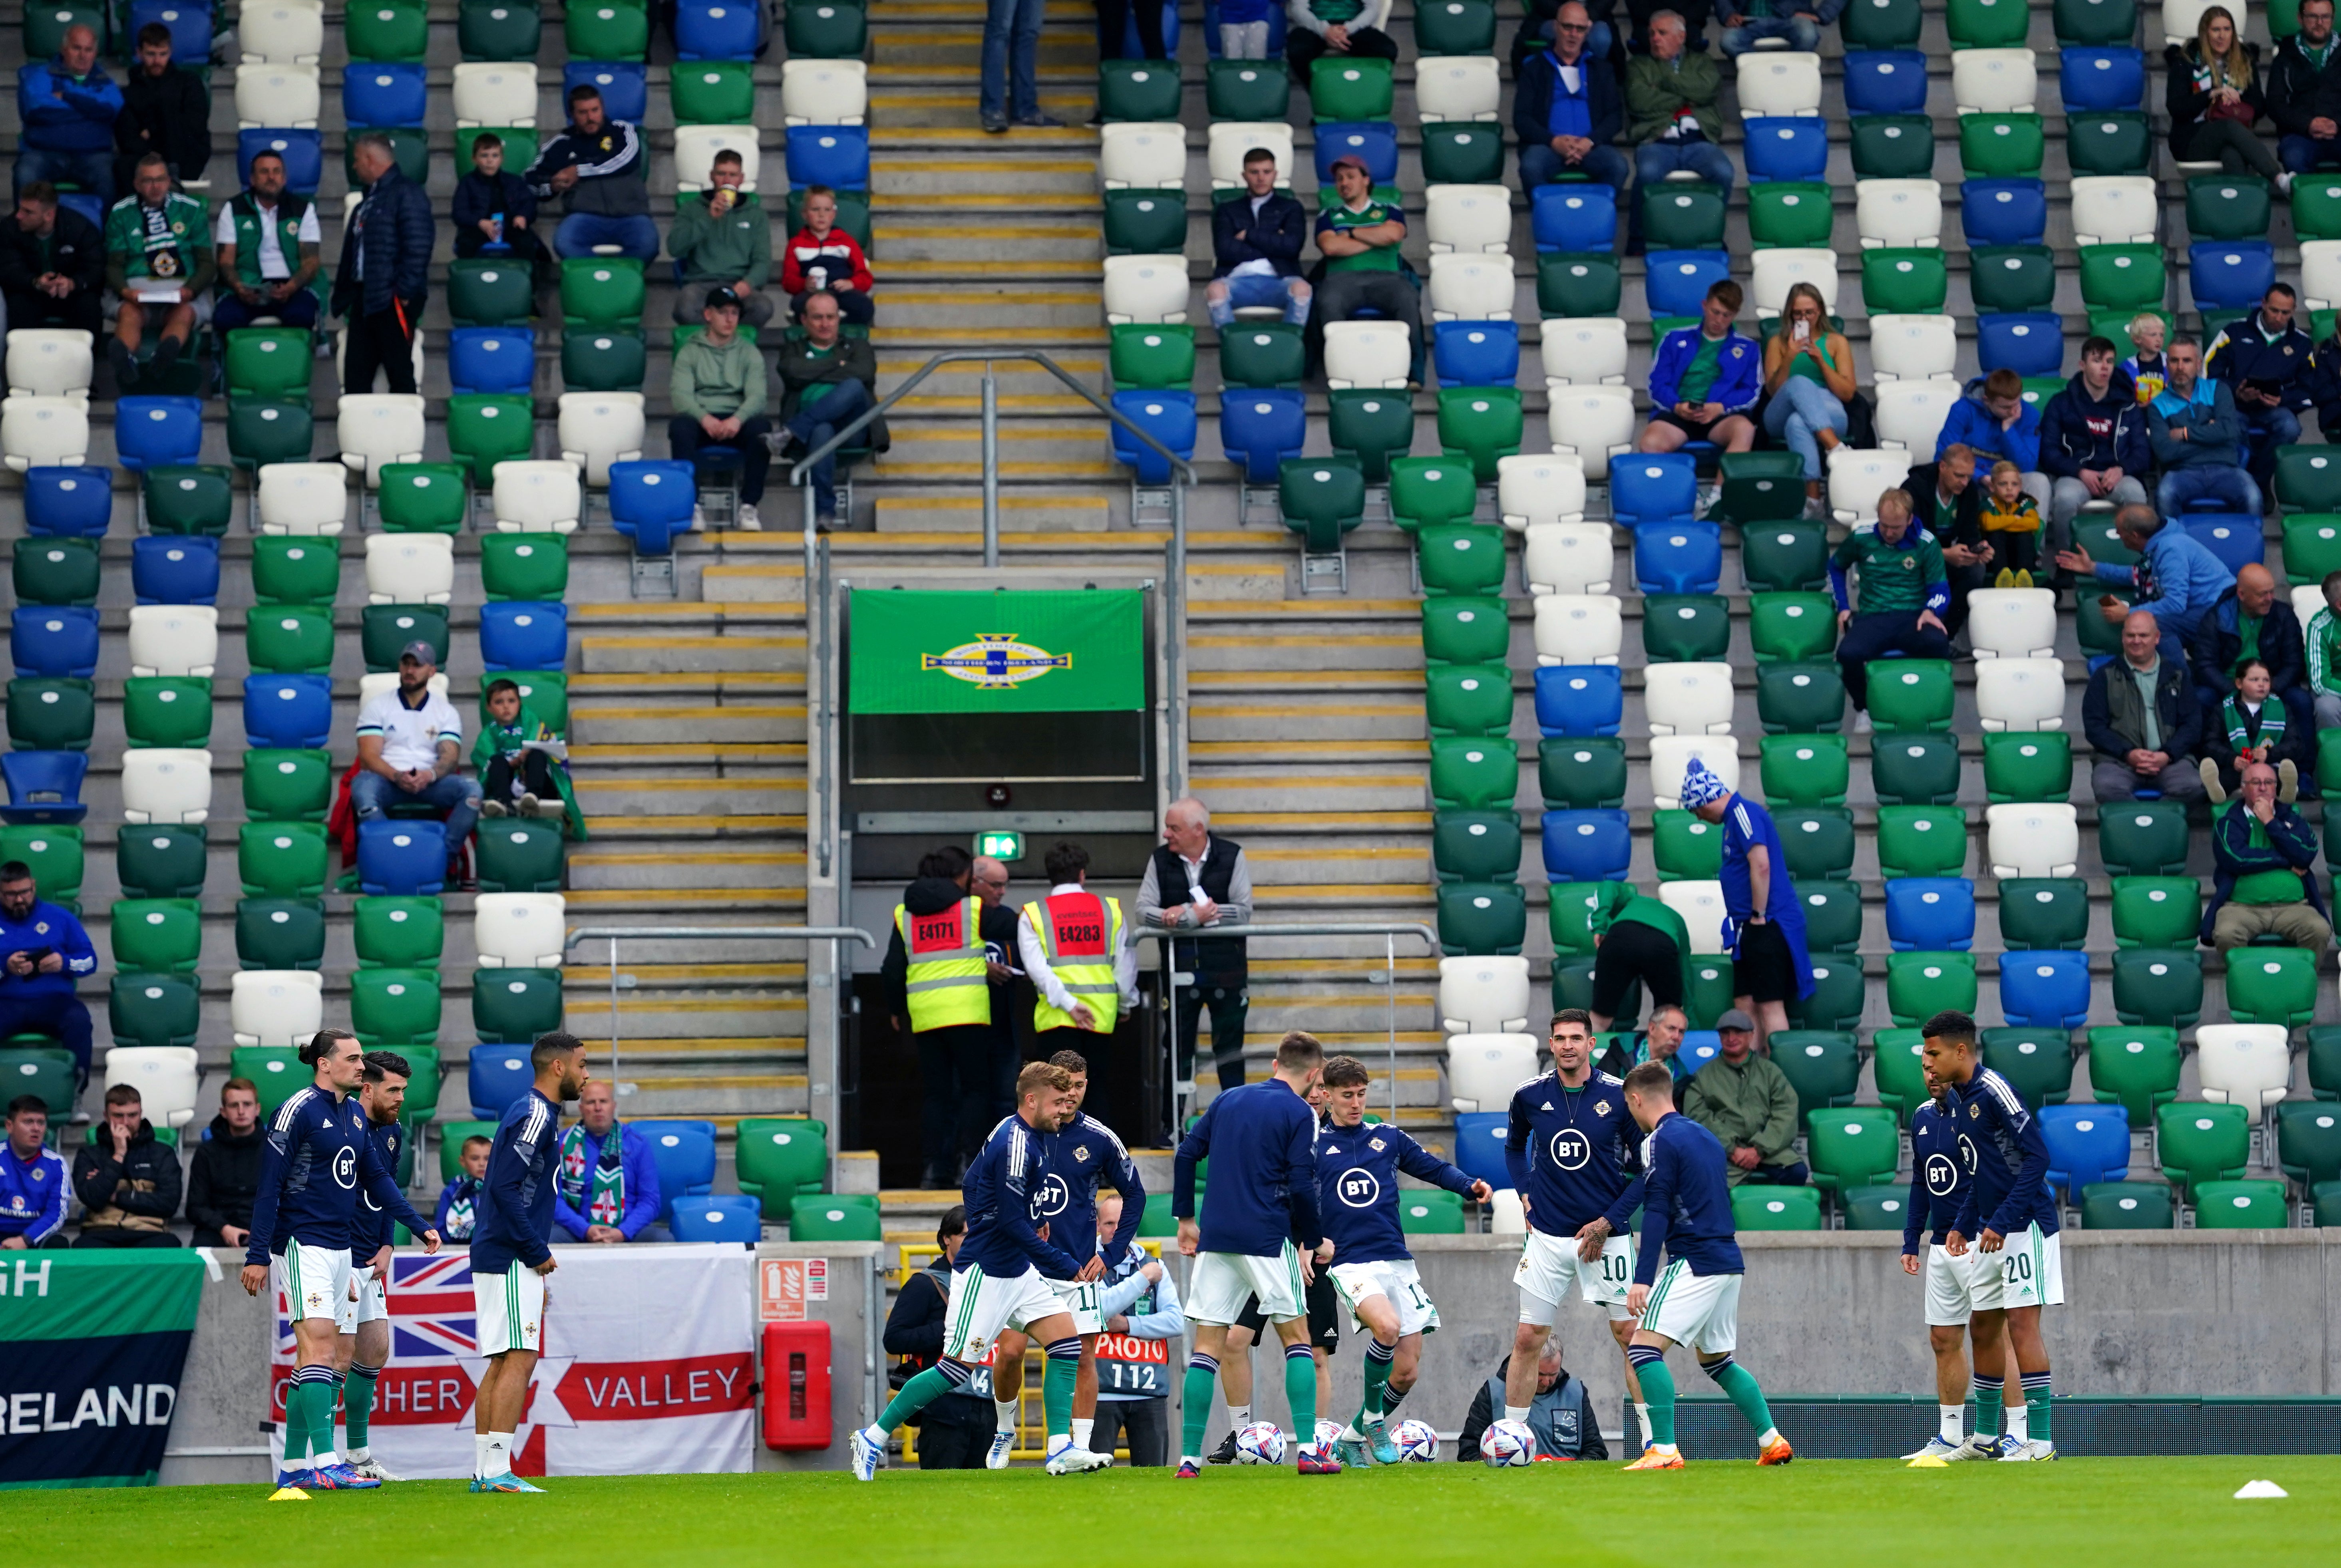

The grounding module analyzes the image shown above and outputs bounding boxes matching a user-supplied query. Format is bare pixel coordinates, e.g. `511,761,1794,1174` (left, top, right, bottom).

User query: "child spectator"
1981,458,2043,587
2307,568,2341,729
780,186,873,325
473,677,583,835
450,133,549,291
2123,313,2169,406
2209,656,2300,798
435,1135,491,1240
1217,0,1279,56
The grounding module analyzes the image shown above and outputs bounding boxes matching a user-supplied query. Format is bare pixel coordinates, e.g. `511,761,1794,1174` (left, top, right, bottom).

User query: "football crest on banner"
921,633,1071,689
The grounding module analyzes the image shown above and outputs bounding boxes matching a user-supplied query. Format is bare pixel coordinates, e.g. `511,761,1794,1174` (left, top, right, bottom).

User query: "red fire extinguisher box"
762,1320,833,1451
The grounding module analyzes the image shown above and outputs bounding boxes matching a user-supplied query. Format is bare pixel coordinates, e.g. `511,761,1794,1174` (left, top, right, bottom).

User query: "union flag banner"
272,1245,757,1477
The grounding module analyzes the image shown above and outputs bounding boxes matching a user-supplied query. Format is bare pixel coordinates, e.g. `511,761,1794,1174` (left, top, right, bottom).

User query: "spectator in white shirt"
213,148,323,336
352,642,479,857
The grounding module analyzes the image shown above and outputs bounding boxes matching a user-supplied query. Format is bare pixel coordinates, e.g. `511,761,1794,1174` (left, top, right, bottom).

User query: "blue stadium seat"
342,63,429,128
1610,453,1700,525
114,396,205,474
479,602,570,672
1842,50,1928,115
2188,515,2263,574
608,460,696,554
2060,46,2146,111
644,1125,718,1221
448,328,537,396
1644,250,1732,320
1531,183,1617,252
630,1117,720,1142
243,674,334,750
675,0,762,56
669,1193,763,1242
1999,949,2094,1029
11,607,99,678
131,535,220,606
58,193,105,233
127,0,209,60
1960,179,2048,246
1632,522,1723,594
1452,1110,1511,1189
1541,809,1632,883
467,1044,535,1119
1110,392,1197,485
1976,312,2066,376
0,751,88,824
1741,117,1829,183
237,130,324,197
1315,123,1401,188
1121,0,1177,54
784,126,871,191
1883,877,1975,951
1678,1030,1721,1073
566,62,650,123
2190,240,2277,311
1218,388,1307,484
1533,665,1624,737
1432,322,1520,387
24,467,112,538
357,819,448,896
2039,1103,2130,1197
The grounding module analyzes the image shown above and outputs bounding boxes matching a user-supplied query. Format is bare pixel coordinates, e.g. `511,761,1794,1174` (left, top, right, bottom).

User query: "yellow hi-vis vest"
897,896,990,1031
1027,890,1123,1033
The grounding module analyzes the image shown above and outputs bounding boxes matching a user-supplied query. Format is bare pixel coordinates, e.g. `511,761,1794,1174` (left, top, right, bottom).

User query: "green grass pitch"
10,1459,2337,1566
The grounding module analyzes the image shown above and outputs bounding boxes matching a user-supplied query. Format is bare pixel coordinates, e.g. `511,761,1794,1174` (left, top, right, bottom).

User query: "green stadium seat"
458,0,542,56
1424,664,1513,739
2276,1100,2341,1190
1398,1188,1468,1234
1842,1184,1913,1232
1850,115,1938,180
110,898,201,974
1216,324,1305,391
2188,173,2273,240
1550,953,1605,1017
350,968,442,1049
2282,514,2341,582
1422,597,1510,666
1545,881,1613,955
1967,244,2057,314
7,678,93,751
376,463,469,534
143,466,234,536
1981,1027,2075,1109
1326,389,1416,482
1436,389,1524,483
1432,810,1522,882
668,60,754,125
1436,882,1527,954
1310,56,1393,121
1641,594,1730,662
1539,737,1628,809
2157,1102,2251,1194
1206,59,1291,119
115,825,207,900
1959,113,2046,179
1740,527,1831,599
243,749,334,824
347,0,429,60
569,0,652,57
1136,1191,1179,1237
1870,1027,1929,1122
1792,954,1868,1031
1102,189,1186,255
1981,731,2071,803
2086,1025,2182,1124
1795,878,1862,955
1748,592,1836,664
251,537,340,607
1642,184,1727,251
447,260,535,328
1876,805,1969,879
1419,122,1506,185
231,1046,305,1115
1861,248,1949,315
559,327,646,393
475,819,567,892
479,535,570,603
1100,58,1183,121
1414,0,1497,52
0,825,80,909
226,399,314,476
2079,1180,2173,1229
736,1117,830,1220
2317,1181,2341,1226
1871,731,1963,806
237,897,327,970
122,676,212,750
2112,948,2204,1028
2096,799,2192,876
1865,660,1956,732
474,968,564,1043
2078,242,2168,313
362,605,452,676
1744,181,1835,249
1756,662,1846,734
1538,253,1623,318
1418,524,1508,597
354,895,445,971
2108,875,2200,948
108,972,199,1051
1945,0,2029,45
2064,111,2151,178
1429,736,1518,809
436,1119,497,1182
2287,445,2341,511
1845,0,1924,43
239,821,329,899
14,537,99,606
559,258,645,330
246,607,334,676
1886,951,1977,1029
1773,807,1856,881
1771,1030,1860,1122
2054,0,2137,41
24,3,103,60
1808,1107,1903,1192
1685,956,1736,1028
1716,453,1811,529
2311,1024,2341,1099
1998,877,2089,950
1651,809,1722,881
1759,733,1849,807
487,673,567,733
2226,946,2318,1028
1388,457,1479,534
789,1197,883,1242
0,1045,76,1117
2192,1178,2291,1229
1732,1184,1823,1229
1109,324,1196,390
1281,456,1368,554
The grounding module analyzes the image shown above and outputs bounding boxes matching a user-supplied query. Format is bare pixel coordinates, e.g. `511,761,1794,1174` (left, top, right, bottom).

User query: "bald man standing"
1137,799,1253,1107
2187,561,2312,774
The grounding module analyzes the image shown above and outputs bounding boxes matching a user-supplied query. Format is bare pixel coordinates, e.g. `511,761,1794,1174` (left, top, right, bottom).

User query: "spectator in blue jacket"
333,134,434,395
0,1095,68,1248
2038,337,2152,545
2056,502,2239,667
1514,4,1629,198
2205,284,2318,492
2146,336,2262,517
14,26,120,205
553,1079,663,1242
1205,147,1310,330
1637,277,1758,457
1716,0,1843,57
0,862,96,1094
1935,368,2049,514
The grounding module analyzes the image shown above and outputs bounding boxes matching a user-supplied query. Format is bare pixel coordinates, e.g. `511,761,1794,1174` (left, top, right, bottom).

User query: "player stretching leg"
852,1062,1113,1479
241,1030,440,1495
1505,1008,1652,1453
983,1049,1144,1467
336,1051,416,1481
1317,1054,1489,1466
1902,1062,1986,1463
1925,1011,2063,1461
470,1032,589,1494
1617,1063,1791,1470
1173,1031,1338,1477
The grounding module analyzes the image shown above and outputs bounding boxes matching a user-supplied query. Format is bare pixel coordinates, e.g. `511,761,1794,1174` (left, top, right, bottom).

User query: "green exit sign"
975,831,1025,861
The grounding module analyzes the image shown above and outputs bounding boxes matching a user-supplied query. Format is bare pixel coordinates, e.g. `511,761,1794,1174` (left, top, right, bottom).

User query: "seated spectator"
0,1095,68,1248
1623,11,1730,251
670,150,775,328
1716,0,1839,58
112,23,206,198
668,287,772,533
434,1133,491,1241
1758,281,1854,509
1284,0,1400,85
2203,760,2329,949
881,1206,998,1468
2206,284,2316,493
554,1079,662,1243
1456,1340,1606,1463
2083,610,2210,803
1903,443,1992,639
1637,278,1758,458
1092,1189,1184,1467
1937,368,2049,515
2166,6,2287,190
2038,335,2151,550
1979,459,2044,588
335,135,432,396
186,1077,263,1249
1217,0,1278,56
774,289,881,528
1207,147,1311,332
2148,336,2262,517
2205,656,2305,798
526,84,658,262
213,149,322,336
1308,157,1420,384
1683,1010,1805,1186
2122,312,2169,406
103,151,210,388
0,860,96,1096
1513,4,1629,200
2307,570,2341,729
1586,881,1693,1033
2189,562,2309,738
1829,487,1951,715
450,133,549,294
1595,1002,1692,1108
352,643,480,862
1512,0,1623,74
14,25,119,206
0,181,104,340
2271,0,2341,173
780,185,871,327
72,1085,180,1247
475,677,581,832
2056,502,2238,667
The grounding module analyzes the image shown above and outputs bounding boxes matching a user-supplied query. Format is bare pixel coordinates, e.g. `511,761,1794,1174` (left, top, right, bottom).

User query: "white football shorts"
1923,1242,1987,1327
277,1238,355,1332
941,1262,1062,1362
1639,1260,1740,1355
1515,1226,1637,1324
1185,1244,1306,1328
1329,1258,1440,1337
1968,1224,2063,1312
475,1260,547,1356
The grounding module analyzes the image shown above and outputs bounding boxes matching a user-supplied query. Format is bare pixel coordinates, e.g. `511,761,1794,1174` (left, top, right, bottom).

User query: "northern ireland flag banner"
273,1245,757,1478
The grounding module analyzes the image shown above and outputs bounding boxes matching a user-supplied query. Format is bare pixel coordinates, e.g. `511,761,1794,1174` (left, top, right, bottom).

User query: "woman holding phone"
1760,280,1857,515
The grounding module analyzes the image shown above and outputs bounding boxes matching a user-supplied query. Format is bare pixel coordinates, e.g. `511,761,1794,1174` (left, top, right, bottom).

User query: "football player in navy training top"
242,1029,440,1495
1504,1007,1653,1452
1316,1053,1488,1467
1901,1052,1987,1463
1618,1061,1794,1471
334,1050,416,1482
1925,1010,2063,1461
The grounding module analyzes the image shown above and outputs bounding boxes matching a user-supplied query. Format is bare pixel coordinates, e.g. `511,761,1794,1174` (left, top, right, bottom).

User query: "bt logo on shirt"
1548,1129,1593,1171
1033,1173,1071,1216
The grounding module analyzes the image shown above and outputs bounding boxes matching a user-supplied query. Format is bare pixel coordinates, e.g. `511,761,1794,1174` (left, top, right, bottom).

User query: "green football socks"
1356,1338,1392,1431
876,1364,956,1434
2024,1371,2053,1442
1283,1343,1316,1443
1631,1351,1676,1446
1975,1375,2003,1438
1042,1349,1077,1438
344,1363,380,1456
1709,1359,1777,1443
1180,1356,1217,1458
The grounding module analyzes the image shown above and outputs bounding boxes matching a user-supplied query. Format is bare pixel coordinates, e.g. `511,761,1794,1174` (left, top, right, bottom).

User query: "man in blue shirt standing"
0,861,97,1099
1681,759,1812,1057
2057,502,2238,669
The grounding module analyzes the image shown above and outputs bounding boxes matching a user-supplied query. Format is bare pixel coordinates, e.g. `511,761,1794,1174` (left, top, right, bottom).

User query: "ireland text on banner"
0,1251,205,1489
848,589,1145,715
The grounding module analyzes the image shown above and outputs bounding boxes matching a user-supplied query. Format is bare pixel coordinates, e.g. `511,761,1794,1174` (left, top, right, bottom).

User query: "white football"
1394,1417,1440,1462
1313,1419,1345,1450
1234,1421,1287,1465
1481,1417,1537,1467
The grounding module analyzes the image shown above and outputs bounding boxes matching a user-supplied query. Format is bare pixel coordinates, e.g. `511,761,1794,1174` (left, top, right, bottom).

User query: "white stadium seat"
1657,882,1728,955
1828,448,1913,527
1438,955,1531,1034
1448,1032,1538,1114
1538,317,1630,387
1323,320,1412,389
1649,737,1739,812
358,671,450,706
1951,48,2037,114
491,459,585,534
231,971,325,1048
474,892,568,968
451,62,539,127
1,395,90,471
1544,385,1636,479
1531,594,1623,666
673,127,760,191
241,0,325,62
1854,179,1943,250
120,749,214,825
1749,248,1838,318
1975,656,2067,731
1424,185,1512,254
1102,254,1189,325
2300,240,2341,312
2068,175,2159,246
1499,454,1589,531
127,605,217,678
365,533,456,605
1874,380,1964,459
1489,1187,1528,1234
337,393,427,487
556,392,646,489
236,64,320,127
1966,588,2059,659
7,329,94,403
1414,53,1502,120
1208,122,1293,189
781,58,869,125
2296,582,2327,626
256,462,349,536
1522,522,1614,596
1867,314,1959,382
1098,122,1187,189
1986,803,2080,878
1426,254,1514,320
104,1045,201,1130
2194,1023,2293,1114
1643,662,1735,737
1735,51,1823,115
